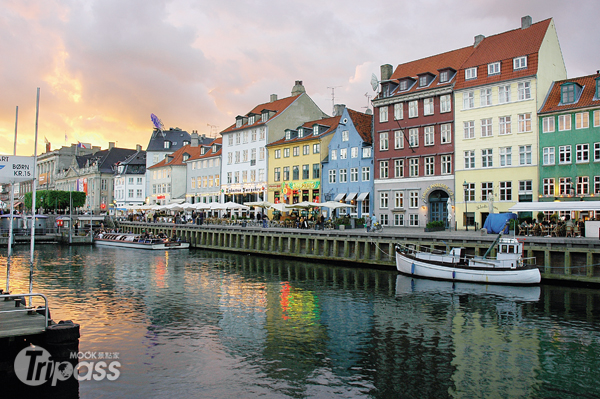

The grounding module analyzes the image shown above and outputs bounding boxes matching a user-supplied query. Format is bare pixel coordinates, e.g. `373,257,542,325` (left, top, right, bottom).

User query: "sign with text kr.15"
0,155,35,184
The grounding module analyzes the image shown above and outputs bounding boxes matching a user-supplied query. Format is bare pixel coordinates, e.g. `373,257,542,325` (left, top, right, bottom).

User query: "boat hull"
94,240,190,250
395,251,541,285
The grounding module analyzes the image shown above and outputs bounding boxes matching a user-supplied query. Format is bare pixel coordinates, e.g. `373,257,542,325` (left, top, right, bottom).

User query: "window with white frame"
379,160,388,179
498,85,511,103
481,118,493,137
328,169,336,184
274,167,281,182
292,146,299,157
313,126,319,135
362,147,371,158
463,91,474,109
400,80,408,91
464,150,475,169
380,192,388,208
543,117,555,133
441,123,451,144
499,116,511,135
409,191,419,208
409,214,419,227
409,158,419,177
576,143,589,163
235,133,241,144
440,95,451,113
543,147,555,165
440,70,449,83
559,115,571,131
260,127,266,139
441,155,452,174
518,81,531,100
379,106,388,123
394,130,404,149
227,172,232,184
595,110,600,127
559,145,571,164
559,177,572,195
480,88,492,106
283,148,290,158
394,159,404,178
424,157,434,176
424,126,434,146
339,169,347,183
409,101,418,118
331,149,337,160
499,181,512,201
235,151,241,163
465,67,477,80
543,178,555,195
228,135,234,146
282,167,289,181
394,103,403,120
351,147,358,158
519,145,532,165
409,128,419,147
242,149,248,162
488,62,500,75
394,191,404,209
481,182,493,201
519,180,532,200
595,176,600,194
576,112,589,129
228,152,233,164
464,121,475,139
251,129,257,141
261,113,268,123
513,56,527,70
340,148,347,159
350,168,358,182
342,130,349,141
362,166,370,181
577,176,589,195
303,145,309,155
234,171,240,183
313,143,320,154
481,148,493,168
595,143,600,161
259,147,265,160
518,113,531,132
394,213,405,226
424,98,434,115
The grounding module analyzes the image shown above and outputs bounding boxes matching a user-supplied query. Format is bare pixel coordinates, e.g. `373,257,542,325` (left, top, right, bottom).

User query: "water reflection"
1,246,600,398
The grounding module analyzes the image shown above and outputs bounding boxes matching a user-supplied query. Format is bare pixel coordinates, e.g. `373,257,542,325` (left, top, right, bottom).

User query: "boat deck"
0,297,47,338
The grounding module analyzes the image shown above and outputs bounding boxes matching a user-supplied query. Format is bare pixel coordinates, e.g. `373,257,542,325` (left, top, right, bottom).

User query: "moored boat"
94,233,189,250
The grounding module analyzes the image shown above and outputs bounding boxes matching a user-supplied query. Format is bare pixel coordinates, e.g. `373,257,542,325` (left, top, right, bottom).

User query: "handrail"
0,293,49,328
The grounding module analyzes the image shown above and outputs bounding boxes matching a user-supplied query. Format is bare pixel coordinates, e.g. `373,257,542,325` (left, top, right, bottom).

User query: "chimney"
45,142,51,153
191,131,199,147
521,15,532,29
109,142,115,149
136,144,142,152
474,34,485,47
291,81,306,96
270,94,278,102
380,64,393,81
334,104,346,117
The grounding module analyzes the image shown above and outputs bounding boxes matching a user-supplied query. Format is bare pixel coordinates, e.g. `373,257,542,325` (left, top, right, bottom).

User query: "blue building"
321,105,373,219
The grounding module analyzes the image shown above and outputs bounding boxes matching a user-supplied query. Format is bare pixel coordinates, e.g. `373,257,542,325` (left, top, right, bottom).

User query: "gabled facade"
220,81,327,204
185,137,222,204
321,105,373,219
372,46,473,227
538,73,600,217
113,148,146,208
454,16,566,229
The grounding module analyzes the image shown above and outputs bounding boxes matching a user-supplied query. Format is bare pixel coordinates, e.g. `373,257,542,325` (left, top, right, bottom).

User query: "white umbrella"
151,204,164,210
181,203,196,211
285,201,321,209
244,201,273,209
223,201,250,210
192,202,211,210
269,203,289,212
165,203,184,211
210,202,228,210
320,201,356,210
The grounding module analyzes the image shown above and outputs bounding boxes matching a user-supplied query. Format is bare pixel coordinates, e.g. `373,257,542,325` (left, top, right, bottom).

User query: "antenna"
206,123,219,137
370,73,380,92
363,92,373,112
327,86,342,115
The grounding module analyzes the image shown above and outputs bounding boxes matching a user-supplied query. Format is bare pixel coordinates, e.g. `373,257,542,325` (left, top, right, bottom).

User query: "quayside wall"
120,222,600,285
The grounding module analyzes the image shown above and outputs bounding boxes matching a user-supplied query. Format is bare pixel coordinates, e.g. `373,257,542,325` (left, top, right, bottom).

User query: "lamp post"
463,180,469,231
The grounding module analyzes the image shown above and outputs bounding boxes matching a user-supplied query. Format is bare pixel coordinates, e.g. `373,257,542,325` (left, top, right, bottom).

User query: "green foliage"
537,211,545,222
24,190,86,210
334,216,351,226
426,220,445,229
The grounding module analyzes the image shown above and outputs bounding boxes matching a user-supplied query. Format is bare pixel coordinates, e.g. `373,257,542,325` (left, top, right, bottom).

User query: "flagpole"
28,88,40,306
5,106,18,293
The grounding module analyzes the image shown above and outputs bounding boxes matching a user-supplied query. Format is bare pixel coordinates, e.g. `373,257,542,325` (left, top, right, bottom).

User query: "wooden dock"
0,297,47,339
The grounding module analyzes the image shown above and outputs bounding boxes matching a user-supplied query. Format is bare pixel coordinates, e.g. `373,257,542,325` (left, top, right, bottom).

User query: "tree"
24,190,87,211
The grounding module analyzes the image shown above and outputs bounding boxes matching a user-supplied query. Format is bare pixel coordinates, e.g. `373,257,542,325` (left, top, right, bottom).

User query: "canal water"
2,245,600,398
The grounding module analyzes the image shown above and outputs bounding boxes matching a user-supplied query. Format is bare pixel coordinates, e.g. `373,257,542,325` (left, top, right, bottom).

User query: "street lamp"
463,180,469,231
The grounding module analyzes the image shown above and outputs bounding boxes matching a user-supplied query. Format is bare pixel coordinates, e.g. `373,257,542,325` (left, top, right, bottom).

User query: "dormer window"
212,145,217,152
249,115,255,124
261,112,268,122
596,77,600,99
399,80,408,91
236,118,242,128
313,125,319,136
201,147,206,155
298,128,304,138
488,62,500,75
382,83,391,98
561,83,576,104
439,71,449,83
183,154,190,161
164,141,171,149
465,67,477,80
513,56,527,70
183,140,190,146
419,76,428,87
285,131,291,140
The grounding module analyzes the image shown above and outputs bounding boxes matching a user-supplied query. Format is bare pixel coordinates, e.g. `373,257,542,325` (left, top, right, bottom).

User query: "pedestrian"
262,214,269,228
366,214,372,232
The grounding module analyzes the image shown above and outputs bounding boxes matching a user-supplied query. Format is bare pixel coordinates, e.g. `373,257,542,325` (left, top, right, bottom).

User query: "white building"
113,149,146,208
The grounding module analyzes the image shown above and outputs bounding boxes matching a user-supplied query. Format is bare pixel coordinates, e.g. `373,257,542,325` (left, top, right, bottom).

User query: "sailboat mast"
28,88,40,305
5,106,18,293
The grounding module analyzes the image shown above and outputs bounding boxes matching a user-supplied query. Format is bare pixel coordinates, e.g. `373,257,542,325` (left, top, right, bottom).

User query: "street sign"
0,155,35,183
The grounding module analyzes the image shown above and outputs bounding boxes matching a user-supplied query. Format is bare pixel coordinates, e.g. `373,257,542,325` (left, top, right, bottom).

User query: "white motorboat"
395,229,541,285
94,233,190,250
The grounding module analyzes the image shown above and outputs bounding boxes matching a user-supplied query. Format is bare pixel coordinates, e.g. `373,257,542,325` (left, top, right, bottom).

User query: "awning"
346,192,357,201
508,201,600,212
333,193,345,201
357,192,369,201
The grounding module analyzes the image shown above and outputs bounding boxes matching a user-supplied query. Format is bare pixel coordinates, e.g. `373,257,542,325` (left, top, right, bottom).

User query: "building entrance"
428,190,449,227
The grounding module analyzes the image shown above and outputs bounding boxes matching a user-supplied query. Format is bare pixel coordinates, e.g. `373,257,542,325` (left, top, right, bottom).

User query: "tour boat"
94,233,190,250
394,229,541,285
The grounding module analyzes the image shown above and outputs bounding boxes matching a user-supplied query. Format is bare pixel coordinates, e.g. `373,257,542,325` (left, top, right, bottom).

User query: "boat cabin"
496,238,523,261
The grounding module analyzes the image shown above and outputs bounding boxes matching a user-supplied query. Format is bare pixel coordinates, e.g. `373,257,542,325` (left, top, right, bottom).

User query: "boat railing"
522,256,537,266
396,243,449,256
0,293,49,328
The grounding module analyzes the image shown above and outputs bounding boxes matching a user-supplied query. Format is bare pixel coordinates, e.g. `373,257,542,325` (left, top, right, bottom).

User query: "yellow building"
454,16,566,229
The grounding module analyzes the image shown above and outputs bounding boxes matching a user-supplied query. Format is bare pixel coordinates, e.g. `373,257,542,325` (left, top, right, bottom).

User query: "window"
424,157,434,176
576,144,589,163
362,167,370,181
234,171,240,184
480,88,492,106
419,75,428,87
559,145,571,164
302,164,309,179
227,172,232,184
242,149,248,162
362,147,371,158
394,191,404,208
313,126,319,135
499,181,512,201
259,147,265,160
595,110,600,127
302,145,309,155
441,155,452,175
440,124,451,144
339,169,347,183
236,133,241,144
440,70,449,83
341,130,349,142
543,117,555,133
379,161,388,179
380,192,388,208
283,148,290,158
328,169,336,184
313,143,320,154
519,145,532,165
499,116,511,135
340,148,347,159
400,80,408,91
561,84,575,104
543,178,555,196
228,135,234,146
274,167,281,182
409,128,419,147
518,81,531,100
394,213,405,226
424,98,434,115
274,149,281,159
500,146,512,166
394,103,403,120
409,101,418,118
577,176,589,195
351,147,358,158
464,121,475,139
559,177,573,195
513,56,527,70
481,148,493,168
283,166,290,181
350,167,358,182
440,95,451,113
488,62,500,75
394,130,404,149
409,158,419,177
559,115,571,131
481,182,493,201
313,164,320,179
331,149,337,160
379,106,388,123
463,91,474,109
464,150,475,169
380,132,389,150
596,176,600,194
498,85,511,103
424,126,434,146
595,142,600,161
519,180,533,202
465,67,477,80
518,113,531,132
481,118,493,137
543,147,555,165
409,214,419,227
394,159,404,178
464,183,475,201
293,146,300,156
409,191,419,208
576,112,589,129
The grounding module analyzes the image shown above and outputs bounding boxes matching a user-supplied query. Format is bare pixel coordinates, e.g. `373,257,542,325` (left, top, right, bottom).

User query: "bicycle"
372,222,383,233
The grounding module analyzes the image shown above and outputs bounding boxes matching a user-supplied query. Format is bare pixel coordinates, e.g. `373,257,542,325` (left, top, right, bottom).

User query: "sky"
1,0,598,156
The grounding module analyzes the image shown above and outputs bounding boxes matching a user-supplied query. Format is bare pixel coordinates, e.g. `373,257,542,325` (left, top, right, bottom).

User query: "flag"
77,141,83,148
44,136,49,144
65,133,68,142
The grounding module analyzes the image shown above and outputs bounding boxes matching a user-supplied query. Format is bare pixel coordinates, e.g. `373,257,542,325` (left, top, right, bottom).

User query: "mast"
28,88,40,306
5,106,18,293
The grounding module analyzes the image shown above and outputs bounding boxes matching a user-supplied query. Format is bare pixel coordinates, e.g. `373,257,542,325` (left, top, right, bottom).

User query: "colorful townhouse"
372,47,473,227
321,105,373,219
453,16,566,230
219,81,327,204
266,114,339,210
536,73,600,219
185,137,222,204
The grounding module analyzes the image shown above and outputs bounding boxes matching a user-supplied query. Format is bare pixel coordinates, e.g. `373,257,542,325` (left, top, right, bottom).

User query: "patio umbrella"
223,201,250,210
192,202,211,210
165,203,184,212
209,202,228,210
285,201,321,209
244,201,273,209
180,203,196,211
319,201,356,210
269,203,289,212
151,204,164,211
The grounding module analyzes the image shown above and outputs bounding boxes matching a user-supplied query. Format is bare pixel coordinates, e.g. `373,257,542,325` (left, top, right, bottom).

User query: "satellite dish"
151,113,164,132
370,73,379,92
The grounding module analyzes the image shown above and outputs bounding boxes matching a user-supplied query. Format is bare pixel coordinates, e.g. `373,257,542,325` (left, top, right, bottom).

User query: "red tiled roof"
454,19,551,90
539,73,600,114
148,140,221,169
188,137,222,161
267,115,341,147
347,109,373,145
220,94,302,134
